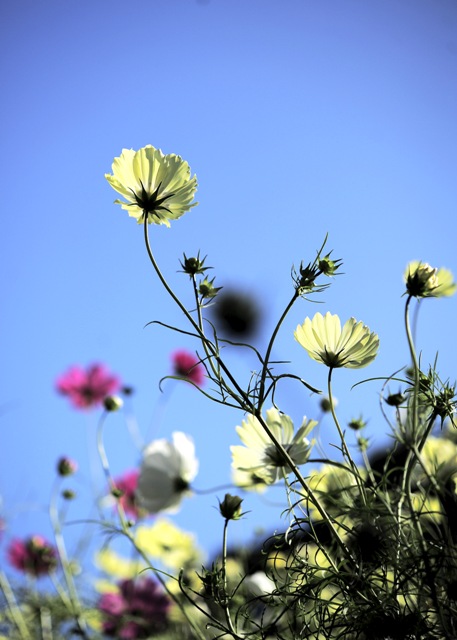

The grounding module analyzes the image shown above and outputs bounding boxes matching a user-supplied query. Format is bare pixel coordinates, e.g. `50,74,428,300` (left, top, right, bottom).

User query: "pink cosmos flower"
171,350,204,386
98,578,171,639
56,363,121,409
113,469,141,519
7,535,58,577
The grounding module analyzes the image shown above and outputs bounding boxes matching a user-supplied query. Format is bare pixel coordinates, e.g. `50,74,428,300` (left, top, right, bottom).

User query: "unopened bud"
103,395,123,412
219,493,243,520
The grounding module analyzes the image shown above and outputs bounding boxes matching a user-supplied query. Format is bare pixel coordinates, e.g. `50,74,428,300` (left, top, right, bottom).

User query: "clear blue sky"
2,0,457,566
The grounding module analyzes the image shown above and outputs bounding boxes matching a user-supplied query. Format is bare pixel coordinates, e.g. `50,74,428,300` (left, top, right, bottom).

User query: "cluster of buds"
292,248,342,297
180,252,222,304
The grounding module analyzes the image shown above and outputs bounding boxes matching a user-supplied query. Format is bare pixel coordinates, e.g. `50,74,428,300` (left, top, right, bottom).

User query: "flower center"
131,181,175,216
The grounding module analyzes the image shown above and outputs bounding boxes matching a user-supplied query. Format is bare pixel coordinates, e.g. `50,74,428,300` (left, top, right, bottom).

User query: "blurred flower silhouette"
295,312,379,369
98,577,170,639
56,363,121,409
7,535,58,577
136,432,198,514
211,289,261,338
113,469,141,519
105,145,198,227
171,350,205,386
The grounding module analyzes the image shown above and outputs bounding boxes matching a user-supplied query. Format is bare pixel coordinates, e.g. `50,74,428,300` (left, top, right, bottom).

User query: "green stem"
258,291,299,409
0,570,31,640
49,479,90,637
220,518,240,639
327,368,367,506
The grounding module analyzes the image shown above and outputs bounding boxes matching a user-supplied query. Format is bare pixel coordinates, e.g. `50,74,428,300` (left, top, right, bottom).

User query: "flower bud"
348,416,366,431
180,252,209,277
318,253,342,276
218,493,243,520
57,456,78,477
320,396,337,413
103,395,123,412
62,489,76,500
199,277,222,300
385,392,406,407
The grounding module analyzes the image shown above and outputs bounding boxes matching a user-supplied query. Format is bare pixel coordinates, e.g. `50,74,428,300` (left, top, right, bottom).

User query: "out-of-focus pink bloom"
98,578,171,639
113,469,140,519
7,535,58,577
56,363,121,409
171,350,204,386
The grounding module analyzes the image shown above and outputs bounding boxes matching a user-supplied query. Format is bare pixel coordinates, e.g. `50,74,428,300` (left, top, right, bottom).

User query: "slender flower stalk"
327,368,367,506
0,570,31,640
49,477,89,637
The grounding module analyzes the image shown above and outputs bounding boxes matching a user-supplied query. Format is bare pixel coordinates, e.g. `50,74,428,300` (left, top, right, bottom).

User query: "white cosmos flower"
231,408,315,485
136,432,198,514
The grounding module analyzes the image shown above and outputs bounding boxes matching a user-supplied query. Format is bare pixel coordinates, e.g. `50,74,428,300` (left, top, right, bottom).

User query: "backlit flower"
231,408,315,485
98,578,170,639
171,350,205,386
294,312,379,369
405,261,456,298
136,432,198,514
56,363,121,409
7,535,58,577
105,145,197,227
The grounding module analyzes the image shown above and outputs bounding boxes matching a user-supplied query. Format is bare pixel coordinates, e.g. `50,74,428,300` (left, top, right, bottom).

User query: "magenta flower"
98,578,171,639
171,350,204,386
7,535,58,577
56,363,121,409
113,469,141,519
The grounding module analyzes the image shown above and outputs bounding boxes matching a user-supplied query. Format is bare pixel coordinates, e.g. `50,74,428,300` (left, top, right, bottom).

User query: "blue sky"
2,0,457,568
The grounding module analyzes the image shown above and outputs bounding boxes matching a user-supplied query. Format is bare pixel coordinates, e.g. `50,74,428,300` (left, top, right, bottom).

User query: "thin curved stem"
258,291,299,409
327,367,367,506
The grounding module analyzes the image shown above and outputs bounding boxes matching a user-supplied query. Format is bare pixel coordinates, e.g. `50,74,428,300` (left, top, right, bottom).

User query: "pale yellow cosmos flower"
231,408,316,485
105,145,197,226
135,518,202,570
294,312,379,369
405,261,456,298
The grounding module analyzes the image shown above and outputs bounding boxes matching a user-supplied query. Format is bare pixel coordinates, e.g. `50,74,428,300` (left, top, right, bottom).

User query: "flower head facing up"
136,432,198,514
105,145,198,227
7,536,58,577
98,578,171,639
112,469,141,519
231,408,316,485
56,363,121,410
294,312,379,369
405,261,456,298
171,350,205,386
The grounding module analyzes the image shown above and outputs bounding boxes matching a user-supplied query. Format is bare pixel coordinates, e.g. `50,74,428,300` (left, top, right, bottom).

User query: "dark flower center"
131,181,175,216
